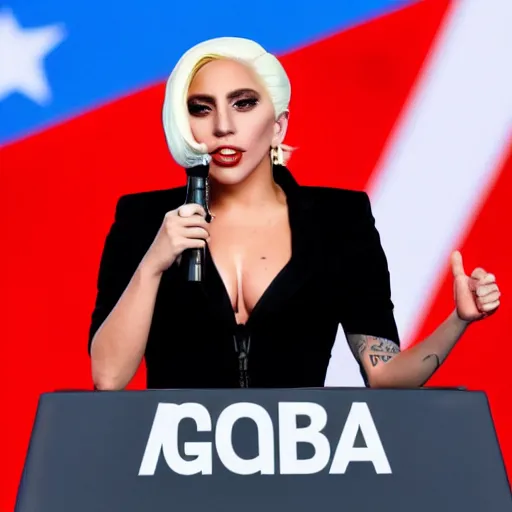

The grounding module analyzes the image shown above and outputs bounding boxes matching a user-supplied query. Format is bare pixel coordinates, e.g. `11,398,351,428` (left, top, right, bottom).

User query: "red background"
2,1,510,509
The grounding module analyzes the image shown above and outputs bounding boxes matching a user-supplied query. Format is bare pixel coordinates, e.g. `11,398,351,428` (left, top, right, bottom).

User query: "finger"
480,299,500,312
450,251,466,278
477,290,501,304
475,283,499,297
184,238,207,249
183,227,210,240
470,267,487,280
177,203,206,218
477,272,496,285
468,277,478,294
179,215,210,229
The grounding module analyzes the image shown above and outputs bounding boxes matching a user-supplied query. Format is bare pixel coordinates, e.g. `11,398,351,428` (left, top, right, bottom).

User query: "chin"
209,164,252,186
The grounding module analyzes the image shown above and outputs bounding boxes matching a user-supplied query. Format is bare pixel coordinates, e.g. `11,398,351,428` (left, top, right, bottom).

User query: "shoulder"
300,185,369,204
299,185,372,218
114,186,186,224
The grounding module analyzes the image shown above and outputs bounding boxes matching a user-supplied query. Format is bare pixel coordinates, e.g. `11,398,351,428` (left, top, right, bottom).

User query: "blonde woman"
88,37,501,390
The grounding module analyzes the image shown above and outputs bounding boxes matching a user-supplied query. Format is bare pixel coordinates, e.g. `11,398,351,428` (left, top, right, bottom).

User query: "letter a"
330,402,391,474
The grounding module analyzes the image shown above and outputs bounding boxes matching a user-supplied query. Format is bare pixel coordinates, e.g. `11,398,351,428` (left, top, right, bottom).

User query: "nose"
213,104,235,138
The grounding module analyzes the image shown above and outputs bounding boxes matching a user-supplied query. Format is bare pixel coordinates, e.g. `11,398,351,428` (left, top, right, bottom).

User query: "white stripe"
367,0,512,346
325,0,512,385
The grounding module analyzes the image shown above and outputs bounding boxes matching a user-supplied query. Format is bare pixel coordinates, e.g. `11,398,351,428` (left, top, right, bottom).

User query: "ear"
272,111,289,147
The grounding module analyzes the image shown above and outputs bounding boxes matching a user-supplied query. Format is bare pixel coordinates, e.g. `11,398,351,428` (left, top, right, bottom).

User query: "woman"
88,37,501,390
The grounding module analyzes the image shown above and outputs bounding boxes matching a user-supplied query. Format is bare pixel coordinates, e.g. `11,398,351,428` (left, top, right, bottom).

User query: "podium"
15,388,511,512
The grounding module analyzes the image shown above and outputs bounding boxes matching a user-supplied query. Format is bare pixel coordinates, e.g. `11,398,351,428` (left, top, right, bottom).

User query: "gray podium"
15,388,512,511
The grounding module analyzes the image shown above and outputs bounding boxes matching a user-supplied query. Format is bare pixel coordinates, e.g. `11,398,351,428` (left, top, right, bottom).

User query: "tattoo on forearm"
347,334,400,366
370,354,394,367
347,335,368,359
370,340,400,354
355,337,367,357
422,354,441,369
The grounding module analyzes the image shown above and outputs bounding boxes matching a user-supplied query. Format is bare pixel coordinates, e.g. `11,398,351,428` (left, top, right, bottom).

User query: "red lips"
210,146,244,168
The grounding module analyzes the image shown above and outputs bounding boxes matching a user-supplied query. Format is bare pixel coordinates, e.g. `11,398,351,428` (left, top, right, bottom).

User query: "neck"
209,158,285,214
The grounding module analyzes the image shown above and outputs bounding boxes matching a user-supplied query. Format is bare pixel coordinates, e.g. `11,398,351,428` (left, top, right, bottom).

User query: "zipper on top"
233,323,251,388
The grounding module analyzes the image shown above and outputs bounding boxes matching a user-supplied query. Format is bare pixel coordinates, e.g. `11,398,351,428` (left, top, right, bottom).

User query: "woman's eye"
234,98,259,110
188,104,211,116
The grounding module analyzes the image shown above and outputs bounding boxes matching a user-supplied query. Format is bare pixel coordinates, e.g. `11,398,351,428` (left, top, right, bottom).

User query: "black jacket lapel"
194,165,321,330
245,166,320,326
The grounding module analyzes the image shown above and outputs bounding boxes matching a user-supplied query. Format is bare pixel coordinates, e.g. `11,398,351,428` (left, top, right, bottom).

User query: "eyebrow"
188,88,260,104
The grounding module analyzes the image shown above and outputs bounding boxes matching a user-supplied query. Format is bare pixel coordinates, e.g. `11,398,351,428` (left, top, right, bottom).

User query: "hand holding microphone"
141,164,211,280
141,203,210,277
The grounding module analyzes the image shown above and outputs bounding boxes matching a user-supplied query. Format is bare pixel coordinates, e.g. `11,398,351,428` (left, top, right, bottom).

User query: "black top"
88,165,399,388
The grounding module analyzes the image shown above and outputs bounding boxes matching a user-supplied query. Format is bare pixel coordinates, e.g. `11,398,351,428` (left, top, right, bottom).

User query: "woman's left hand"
451,250,501,322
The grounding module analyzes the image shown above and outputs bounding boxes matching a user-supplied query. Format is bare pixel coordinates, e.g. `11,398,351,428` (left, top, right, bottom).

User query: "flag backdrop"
1,0,511,508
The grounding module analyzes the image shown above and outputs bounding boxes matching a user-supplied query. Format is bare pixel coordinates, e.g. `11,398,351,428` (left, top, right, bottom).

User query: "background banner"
2,1,511,508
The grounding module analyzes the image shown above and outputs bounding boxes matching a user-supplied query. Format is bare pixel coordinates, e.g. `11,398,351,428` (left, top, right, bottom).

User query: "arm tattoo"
346,334,368,360
354,337,368,357
370,340,400,354
347,334,400,366
422,353,441,369
418,354,441,387
370,354,394,367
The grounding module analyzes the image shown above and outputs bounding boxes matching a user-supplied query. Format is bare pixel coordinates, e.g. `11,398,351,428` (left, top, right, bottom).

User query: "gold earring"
271,145,284,165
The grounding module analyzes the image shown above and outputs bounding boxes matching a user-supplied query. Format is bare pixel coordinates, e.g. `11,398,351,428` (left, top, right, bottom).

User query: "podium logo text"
138,401,391,476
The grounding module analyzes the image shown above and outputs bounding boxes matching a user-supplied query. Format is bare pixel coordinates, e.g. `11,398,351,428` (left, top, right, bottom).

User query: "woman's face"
187,58,287,186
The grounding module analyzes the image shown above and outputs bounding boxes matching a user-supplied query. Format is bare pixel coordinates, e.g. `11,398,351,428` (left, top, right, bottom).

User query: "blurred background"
2,0,511,508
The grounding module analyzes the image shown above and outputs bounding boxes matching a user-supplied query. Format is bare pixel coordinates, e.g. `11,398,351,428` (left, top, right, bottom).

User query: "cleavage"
207,214,292,323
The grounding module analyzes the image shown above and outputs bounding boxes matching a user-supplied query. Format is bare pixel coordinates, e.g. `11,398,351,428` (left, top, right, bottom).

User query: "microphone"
182,163,211,282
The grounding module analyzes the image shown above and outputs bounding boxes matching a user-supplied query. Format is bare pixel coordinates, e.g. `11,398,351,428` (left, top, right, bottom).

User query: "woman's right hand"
141,203,210,276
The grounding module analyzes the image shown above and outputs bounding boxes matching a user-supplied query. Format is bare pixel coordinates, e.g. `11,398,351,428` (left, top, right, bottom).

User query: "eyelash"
188,98,259,116
235,98,259,110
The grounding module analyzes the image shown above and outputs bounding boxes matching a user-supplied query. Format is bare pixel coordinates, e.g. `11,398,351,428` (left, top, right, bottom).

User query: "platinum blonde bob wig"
162,37,292,168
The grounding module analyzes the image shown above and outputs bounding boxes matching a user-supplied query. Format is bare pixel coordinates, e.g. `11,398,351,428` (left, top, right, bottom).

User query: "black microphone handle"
182,176,208,283
183,247,204,282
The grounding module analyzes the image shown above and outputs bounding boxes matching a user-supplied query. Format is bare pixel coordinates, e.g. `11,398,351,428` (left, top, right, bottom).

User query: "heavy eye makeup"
233,96,259,111
188,89,260,117
187,101,211,116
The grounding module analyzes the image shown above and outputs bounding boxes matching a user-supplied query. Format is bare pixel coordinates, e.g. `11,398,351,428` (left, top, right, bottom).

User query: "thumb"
451,250,466,278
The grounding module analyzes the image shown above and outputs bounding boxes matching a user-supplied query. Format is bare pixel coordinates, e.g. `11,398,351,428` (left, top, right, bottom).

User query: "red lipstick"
210,146,244,168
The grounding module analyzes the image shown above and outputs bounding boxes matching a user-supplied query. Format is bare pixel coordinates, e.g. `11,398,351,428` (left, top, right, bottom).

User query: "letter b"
278,402,330,474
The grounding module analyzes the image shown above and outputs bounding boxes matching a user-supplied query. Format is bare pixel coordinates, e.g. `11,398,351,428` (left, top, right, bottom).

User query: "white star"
0,9,66,105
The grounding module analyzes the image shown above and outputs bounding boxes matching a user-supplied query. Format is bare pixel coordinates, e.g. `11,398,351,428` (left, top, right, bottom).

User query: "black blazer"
88,165,399,388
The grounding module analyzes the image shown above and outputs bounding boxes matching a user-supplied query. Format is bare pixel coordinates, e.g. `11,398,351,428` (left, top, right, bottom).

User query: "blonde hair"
162,37,293,168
